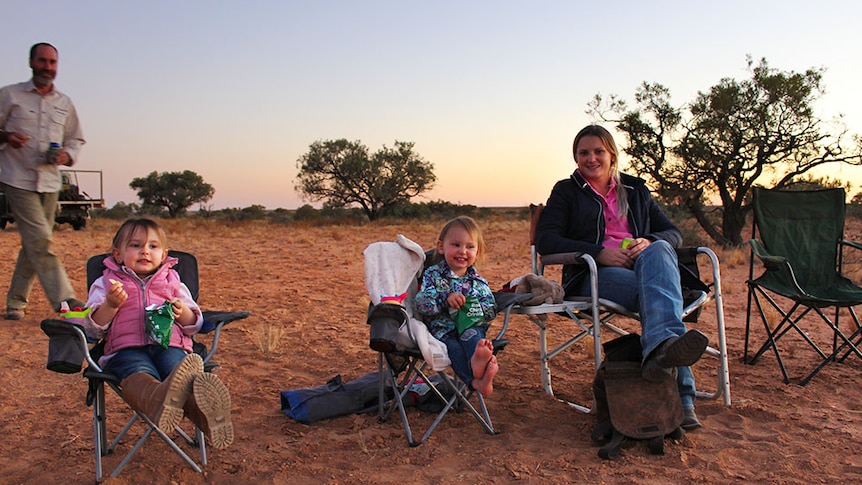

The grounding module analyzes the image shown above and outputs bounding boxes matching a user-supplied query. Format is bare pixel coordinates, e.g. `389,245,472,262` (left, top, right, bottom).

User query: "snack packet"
145,301,175,349
454,296,485,335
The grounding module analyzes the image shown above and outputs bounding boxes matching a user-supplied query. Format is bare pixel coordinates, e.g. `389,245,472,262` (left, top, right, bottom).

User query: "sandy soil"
2,216,862,484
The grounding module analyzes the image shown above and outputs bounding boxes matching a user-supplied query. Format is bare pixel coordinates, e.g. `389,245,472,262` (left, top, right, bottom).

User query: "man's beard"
32,69,55,88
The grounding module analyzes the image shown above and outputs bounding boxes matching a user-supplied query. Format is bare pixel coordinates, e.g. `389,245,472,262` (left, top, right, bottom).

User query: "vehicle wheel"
0,219,6,230
71,219,86,230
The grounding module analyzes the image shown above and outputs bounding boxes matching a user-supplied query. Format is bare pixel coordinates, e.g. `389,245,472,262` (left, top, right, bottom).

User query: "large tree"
589,57,862,246
295,139,436,221
129,170,215,218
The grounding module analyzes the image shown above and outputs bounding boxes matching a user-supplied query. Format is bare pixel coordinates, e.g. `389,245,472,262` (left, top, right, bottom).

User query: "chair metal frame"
41,250,249,483
374,292,527,446
743,187,862,385
505,204,731,412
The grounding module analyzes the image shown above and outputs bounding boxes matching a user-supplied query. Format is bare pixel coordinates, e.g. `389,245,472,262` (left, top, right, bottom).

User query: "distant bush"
268,208,292,223
384,200,492,220
91,201,532,226
289,204,366,226
293,204,321,221
320,206,366,223
93,201,140,220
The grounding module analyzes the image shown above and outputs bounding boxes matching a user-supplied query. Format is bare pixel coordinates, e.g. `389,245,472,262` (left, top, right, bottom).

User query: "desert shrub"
293,204,321,221
290,204,365,226
267,208,292,223
384,200,492,220
196,205,268,221
320,206,366,224
93,201,140,220
138,204,168,217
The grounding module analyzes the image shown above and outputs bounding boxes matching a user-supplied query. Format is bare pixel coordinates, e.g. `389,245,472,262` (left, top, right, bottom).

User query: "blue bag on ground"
281,371,392,424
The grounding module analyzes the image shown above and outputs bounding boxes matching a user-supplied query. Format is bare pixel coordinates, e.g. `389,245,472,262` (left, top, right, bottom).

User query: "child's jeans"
105,345,189,381
441,326,487,388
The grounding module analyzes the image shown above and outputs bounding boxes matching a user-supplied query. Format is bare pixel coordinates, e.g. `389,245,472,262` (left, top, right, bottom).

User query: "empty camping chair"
502,204,730,411
364,235,527,446
744,187,862,385
40,250,249,483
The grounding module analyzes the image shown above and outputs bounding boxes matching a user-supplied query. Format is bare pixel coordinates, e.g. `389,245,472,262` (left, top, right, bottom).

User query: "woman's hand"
446,292,466,310
625,237,651,260
596,238,651,269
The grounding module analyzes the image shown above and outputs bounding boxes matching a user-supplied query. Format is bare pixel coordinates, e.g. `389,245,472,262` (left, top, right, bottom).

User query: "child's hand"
105,279,128,309
446,292,466,310
169,298,185,320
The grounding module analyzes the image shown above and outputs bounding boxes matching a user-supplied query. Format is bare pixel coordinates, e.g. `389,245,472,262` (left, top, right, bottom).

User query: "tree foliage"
294,139,436,221
129,170,215,218
589,56,862,246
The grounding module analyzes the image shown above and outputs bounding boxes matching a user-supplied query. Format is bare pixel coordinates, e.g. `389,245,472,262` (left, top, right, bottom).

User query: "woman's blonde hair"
572,124,629,216
431,215,487,266
111,217,168,262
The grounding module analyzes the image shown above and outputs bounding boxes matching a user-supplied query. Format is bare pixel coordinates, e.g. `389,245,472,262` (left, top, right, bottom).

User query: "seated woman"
535,124,708,430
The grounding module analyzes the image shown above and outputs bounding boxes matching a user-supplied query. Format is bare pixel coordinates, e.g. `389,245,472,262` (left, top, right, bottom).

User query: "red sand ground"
2,217,862,484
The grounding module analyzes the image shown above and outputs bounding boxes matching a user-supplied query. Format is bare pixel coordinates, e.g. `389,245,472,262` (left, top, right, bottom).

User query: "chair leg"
378,352,421,446
92,381,107,483
377,350,501,447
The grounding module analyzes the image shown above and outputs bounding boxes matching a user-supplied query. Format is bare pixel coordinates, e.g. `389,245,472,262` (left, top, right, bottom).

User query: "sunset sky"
3,1,861,210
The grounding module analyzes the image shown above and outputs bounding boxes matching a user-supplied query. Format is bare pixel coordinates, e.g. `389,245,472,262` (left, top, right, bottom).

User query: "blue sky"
2,1,861,209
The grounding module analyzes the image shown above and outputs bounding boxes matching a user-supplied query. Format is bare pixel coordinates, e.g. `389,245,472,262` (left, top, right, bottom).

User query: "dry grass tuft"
253,322,285,354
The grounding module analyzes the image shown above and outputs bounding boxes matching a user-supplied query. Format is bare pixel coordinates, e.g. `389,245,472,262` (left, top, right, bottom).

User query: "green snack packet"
145,300,175,349
455,296,485,335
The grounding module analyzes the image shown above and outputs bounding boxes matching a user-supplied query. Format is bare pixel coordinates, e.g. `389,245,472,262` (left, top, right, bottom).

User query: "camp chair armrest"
194,311,248,365
200,310,251,334
41,317,87,338
40,318,102,372
749,239,790,271
841,239,862,252
492,292,533,340
539,251,588,267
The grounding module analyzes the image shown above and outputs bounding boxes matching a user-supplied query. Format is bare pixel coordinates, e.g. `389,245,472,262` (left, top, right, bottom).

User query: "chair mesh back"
753,187,845,290
85,250,200,301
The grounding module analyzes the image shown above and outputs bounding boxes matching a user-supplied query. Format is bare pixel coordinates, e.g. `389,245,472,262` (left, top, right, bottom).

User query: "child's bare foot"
472,356,498,397
471,339,494,379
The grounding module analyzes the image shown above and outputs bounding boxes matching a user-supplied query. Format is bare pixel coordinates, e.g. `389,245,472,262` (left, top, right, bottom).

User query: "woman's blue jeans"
574,240,696,409
105,345,189,381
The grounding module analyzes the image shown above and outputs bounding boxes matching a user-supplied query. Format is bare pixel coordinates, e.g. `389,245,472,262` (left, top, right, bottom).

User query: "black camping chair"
40,250,250,483
744,187,862,385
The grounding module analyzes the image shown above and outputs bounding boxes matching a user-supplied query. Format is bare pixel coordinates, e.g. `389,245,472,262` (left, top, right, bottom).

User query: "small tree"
129,170,215,218
295,139,436,221
589,57,862,246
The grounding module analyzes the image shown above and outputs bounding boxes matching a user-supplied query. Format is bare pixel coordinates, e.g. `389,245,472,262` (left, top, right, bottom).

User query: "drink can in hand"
47,142,61,163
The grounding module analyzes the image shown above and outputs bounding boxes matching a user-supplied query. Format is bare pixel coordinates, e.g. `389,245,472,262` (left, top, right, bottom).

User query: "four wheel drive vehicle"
0,169,105,230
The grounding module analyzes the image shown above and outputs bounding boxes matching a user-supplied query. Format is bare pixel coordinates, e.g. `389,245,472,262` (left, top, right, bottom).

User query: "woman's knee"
638,240,678,268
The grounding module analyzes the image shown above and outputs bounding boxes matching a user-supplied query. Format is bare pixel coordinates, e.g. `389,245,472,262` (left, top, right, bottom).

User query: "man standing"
0,42,85,319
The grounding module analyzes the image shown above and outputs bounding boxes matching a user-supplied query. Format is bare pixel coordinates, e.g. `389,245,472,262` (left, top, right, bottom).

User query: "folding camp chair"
504,204,730,412
40,250,250,483
744,187,862,385
364,236,529,446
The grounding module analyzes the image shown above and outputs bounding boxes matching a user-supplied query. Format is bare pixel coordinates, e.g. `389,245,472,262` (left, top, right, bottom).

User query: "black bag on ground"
281,371,393,424
591,334,684,460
